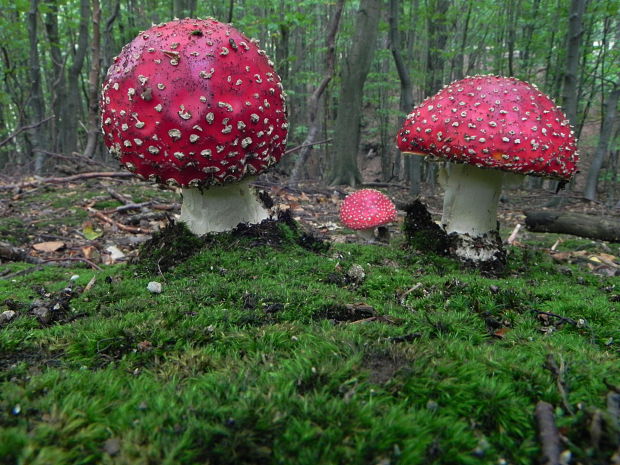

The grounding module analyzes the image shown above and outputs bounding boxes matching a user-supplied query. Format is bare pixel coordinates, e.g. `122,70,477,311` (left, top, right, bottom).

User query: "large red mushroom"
397,75,578,265
100,18,288,234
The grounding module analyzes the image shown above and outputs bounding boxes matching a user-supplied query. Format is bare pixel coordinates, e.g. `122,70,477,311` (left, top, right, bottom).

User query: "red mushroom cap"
397,75,578,180
100,18,288,188
339,189,397,230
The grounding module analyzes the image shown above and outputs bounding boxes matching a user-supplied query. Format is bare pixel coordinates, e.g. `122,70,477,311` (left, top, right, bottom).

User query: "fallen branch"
0,115,54,148
532,309,578,326
42,257,103,271
535,401,562,465
284,138,332,155
0,241,43,264
0,171,134,191
525,210,620,243
87,207,152,234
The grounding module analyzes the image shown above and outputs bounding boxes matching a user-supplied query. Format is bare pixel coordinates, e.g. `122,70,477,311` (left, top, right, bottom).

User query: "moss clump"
134,221,204,274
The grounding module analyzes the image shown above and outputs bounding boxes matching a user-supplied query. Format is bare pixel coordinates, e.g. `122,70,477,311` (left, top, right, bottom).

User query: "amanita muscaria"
100,18,288,234
397,75,578,264
339,189,397,242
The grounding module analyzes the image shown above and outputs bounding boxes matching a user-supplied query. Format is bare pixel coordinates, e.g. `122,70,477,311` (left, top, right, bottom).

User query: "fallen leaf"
81,245,97,259
32,241,65,252
83,222,103,240
492,327,511,339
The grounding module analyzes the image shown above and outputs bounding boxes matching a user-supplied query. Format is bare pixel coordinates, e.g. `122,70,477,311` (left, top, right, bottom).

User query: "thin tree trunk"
584,77,620,201
64,0,89,155
326,0,383,186
561,0,586,127
389,0,420,194
287,0,345,187
44,0,66,155
27,0,47,174
424,0,450,188
102,0,121,73
83,0,101,159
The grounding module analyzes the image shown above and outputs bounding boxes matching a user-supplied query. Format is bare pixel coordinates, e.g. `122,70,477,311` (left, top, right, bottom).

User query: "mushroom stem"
441,163,502,237
440,163,506,265
355,228,376,242
180,178,270,235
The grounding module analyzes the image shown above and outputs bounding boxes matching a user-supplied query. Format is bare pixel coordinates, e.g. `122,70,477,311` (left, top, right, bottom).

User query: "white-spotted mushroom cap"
397,75,578,180
339,189,397,230
100,18,288,188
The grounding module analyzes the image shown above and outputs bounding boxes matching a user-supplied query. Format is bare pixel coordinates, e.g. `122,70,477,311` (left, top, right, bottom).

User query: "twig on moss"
544,354,574,415
535,400,562,465
87,207,152,234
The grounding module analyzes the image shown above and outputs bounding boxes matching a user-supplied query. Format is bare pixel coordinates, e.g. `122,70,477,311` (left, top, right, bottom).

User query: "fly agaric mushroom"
100,18,288,235
339,189,398,242
397,75,578,265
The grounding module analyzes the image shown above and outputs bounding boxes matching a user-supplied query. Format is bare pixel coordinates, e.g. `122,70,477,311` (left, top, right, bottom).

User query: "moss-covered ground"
1,217,619,465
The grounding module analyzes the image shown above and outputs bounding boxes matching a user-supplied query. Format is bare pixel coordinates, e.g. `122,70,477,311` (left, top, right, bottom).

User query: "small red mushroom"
100,18,288,234
396,75,578,264
339,189,397,242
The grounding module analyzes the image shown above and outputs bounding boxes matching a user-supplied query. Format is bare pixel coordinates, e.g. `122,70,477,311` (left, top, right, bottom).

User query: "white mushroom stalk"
439,163,503,262
180,179,270,235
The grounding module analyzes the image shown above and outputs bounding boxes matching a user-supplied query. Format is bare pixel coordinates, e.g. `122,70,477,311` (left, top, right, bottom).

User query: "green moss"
0,217,29,244
1,236,619,464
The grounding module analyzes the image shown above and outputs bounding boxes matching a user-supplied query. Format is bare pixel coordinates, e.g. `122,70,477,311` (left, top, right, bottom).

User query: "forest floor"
1,172,620,464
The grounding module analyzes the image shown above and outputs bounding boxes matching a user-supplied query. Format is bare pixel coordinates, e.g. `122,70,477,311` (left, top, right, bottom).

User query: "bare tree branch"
0,115,54,148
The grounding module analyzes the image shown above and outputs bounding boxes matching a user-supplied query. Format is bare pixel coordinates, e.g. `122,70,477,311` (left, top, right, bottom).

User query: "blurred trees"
0,0,618,204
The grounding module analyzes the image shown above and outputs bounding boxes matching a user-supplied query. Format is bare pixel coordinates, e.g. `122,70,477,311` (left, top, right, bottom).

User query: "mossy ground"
1,222,619,465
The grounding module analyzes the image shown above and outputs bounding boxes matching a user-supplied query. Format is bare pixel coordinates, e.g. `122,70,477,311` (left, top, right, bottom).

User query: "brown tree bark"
326,0,383,186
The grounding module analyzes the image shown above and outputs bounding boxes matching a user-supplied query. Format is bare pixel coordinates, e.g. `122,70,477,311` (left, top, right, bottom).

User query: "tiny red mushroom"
100,18,288,234
396,75,578,264
339,189,397,242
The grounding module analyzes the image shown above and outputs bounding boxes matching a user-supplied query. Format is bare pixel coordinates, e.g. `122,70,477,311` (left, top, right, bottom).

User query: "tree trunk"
83,0,101,159
102,0,121,74
64,0,89,155
583,78,620,201
43,0,66,155
388,0,420,194
561,0,586,128
326,0,383,186
27,0,47,174
524,210,620,242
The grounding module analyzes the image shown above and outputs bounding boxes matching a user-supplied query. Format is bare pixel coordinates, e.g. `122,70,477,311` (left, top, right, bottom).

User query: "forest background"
0,0,619,204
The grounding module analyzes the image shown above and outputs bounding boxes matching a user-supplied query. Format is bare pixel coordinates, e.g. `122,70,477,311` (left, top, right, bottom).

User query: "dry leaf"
32,241,65,252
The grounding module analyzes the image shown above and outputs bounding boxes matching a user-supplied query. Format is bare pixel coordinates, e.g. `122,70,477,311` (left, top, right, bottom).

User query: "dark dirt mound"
134,211,330,274
402,200,449,255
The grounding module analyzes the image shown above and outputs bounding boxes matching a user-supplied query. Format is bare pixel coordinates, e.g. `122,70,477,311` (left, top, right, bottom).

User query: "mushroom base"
180,179,271,235
446,230,506,275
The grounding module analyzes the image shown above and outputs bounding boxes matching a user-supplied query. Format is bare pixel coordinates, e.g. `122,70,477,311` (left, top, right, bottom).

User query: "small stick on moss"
535,400,562,465
87,207,151,234
544,354,574,415
532,309,578,326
